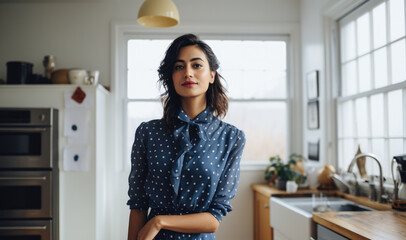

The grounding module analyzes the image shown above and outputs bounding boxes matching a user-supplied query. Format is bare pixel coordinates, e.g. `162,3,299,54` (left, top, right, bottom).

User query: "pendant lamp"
137,0,179,28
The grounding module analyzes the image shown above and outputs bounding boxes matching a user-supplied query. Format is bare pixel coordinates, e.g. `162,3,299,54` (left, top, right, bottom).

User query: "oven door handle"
0,127,48,132
0,226,47,230
0,176,47,181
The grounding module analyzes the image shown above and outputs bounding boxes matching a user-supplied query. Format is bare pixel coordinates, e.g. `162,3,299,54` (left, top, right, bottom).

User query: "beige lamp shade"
137,0,179,28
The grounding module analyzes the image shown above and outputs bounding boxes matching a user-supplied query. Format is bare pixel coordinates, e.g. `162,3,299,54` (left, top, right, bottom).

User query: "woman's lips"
182,81,197,88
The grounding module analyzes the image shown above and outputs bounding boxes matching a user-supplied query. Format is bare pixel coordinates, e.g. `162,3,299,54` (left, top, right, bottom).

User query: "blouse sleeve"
127,123,149,210
208,130,246,222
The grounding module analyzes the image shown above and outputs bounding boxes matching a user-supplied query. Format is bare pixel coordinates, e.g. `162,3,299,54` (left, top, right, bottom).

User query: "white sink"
270,195,374,240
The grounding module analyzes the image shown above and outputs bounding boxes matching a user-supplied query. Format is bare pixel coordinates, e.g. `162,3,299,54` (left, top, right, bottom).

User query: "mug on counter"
86,70,99,85
68,69,88,84
286,180,298,193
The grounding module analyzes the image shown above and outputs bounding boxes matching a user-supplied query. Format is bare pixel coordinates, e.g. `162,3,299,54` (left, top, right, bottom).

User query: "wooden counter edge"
251,183,285,197
312,213,370,240
251,183,392,211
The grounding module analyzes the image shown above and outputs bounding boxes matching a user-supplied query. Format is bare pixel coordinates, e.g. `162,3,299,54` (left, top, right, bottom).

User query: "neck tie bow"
170,108,211,205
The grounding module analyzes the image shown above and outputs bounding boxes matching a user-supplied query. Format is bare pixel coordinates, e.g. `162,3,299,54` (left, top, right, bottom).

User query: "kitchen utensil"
68,69,88,84
355,145,368,180
51,69,70,84
331,173,350,193
317,164,336,189
6,61,33,84
392,155,406,200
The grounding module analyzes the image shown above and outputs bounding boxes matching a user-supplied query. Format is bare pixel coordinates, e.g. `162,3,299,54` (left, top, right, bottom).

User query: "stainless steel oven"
0,108,58,240
0,171,52,219
0,109,57,169
0,220,52,240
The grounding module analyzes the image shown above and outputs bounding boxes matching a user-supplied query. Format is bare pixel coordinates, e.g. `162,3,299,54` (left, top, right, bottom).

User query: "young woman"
127,34,246,240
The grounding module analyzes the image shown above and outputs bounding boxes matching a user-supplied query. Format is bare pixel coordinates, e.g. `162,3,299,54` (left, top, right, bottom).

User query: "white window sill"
240,161,269,171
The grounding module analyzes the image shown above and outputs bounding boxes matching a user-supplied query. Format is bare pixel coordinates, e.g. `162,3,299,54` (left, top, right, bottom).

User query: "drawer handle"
0,225,47,230
0,176,47,181
264,203,269,208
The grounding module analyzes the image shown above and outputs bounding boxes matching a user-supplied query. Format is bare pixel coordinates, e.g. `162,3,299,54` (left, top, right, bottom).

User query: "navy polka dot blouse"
127,107,246,240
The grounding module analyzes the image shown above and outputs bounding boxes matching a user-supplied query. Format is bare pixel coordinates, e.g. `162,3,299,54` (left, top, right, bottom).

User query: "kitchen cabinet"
317,224,349,240
254,190,272,240
251,184,333,240
0,84,111,240
252,184,287,240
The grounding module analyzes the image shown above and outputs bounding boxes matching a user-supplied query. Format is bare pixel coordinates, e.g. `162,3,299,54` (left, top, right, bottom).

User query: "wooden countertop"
251,183,335,197
313,211,406,240
251,183,402,239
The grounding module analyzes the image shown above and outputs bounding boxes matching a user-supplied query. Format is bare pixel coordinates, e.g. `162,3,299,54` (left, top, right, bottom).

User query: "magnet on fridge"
64,109,90,143
63,146,89,171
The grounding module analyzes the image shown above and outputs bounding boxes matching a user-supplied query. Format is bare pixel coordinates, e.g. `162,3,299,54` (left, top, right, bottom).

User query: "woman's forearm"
128,209,148,240
154,212,220,234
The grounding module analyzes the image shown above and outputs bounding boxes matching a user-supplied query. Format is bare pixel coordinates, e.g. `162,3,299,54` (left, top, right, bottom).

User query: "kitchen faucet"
347,153,387,203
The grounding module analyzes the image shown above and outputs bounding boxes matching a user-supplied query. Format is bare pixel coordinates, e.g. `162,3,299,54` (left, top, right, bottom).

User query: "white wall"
0,0,300,87
0,0,301,239
300,0,331,167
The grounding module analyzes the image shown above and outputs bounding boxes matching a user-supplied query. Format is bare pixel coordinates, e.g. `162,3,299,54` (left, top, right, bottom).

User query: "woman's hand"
137,216,162,240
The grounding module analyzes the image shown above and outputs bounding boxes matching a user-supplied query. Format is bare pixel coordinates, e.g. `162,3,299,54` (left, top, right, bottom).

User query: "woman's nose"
184,69,192,79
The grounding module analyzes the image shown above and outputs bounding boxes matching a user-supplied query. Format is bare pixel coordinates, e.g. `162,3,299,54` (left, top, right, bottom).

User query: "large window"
125,37,289,164
337,0,406,178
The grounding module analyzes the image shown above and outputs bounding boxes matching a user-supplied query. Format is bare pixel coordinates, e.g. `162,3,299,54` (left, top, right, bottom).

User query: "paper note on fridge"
64,108,90,143
63,145,89,171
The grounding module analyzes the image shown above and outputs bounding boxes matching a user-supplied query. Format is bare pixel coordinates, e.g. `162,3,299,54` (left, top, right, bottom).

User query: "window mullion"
403,88,406,151
352,99,358,147
366,95,372,152
355,17,360,94
383,91,390,168
369,7,376,90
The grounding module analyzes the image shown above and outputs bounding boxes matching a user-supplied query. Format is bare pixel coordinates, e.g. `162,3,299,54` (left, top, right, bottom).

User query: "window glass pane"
373,2,387,49
355,97,369,137
342,100,354,137
338,104,343,138
357,140,370,152
357,13,371,56
341,22,356,62
223,101,286,161
358,54,372,92
127,38,289,163
208,40,287,99
371,138,387,178
370,93,385,137
338,139,344,170
389,138,404,161
127,101,163,163
389,0,405,41
342,139,356,169
391,39,406,84
128,69,162,99
373,47,388,88
342,61,357,96
388,90,403,137
127,40,171,99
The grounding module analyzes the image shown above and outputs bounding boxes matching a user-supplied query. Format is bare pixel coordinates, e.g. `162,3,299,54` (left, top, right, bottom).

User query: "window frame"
325,0,406,178
111,23,302,171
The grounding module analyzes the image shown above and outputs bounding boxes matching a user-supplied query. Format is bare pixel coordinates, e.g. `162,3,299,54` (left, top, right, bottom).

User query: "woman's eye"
193,63,202,68
174,65,184,70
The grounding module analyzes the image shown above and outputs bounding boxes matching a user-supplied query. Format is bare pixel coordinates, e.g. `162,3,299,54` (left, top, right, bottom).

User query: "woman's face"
172,45,215,102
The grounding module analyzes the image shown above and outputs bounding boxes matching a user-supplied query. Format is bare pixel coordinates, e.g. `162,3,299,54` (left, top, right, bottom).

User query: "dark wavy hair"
158,33,228,131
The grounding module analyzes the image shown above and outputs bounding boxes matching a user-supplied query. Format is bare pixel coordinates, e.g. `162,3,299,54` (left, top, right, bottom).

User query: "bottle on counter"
43,55,56,80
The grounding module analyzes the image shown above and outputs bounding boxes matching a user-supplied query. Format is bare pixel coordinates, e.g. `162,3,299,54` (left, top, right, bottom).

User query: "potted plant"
265,154,305,190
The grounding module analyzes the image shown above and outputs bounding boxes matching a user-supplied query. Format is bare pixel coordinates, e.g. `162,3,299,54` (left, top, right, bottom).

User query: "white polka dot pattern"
127,107,246,239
